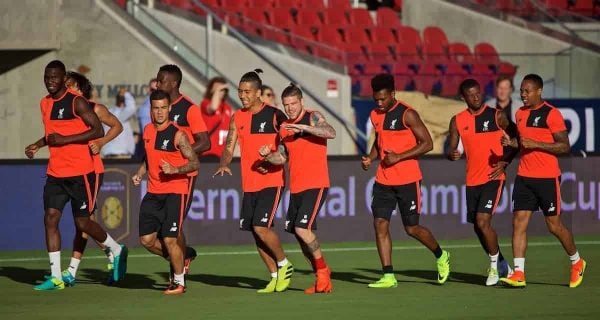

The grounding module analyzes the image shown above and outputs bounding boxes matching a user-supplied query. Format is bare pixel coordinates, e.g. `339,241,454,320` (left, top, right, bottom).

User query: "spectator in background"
102,88,137,158
134,78,158,160
486,76,520,122
366,0,394,10
200,77,233,158
261,84,279,107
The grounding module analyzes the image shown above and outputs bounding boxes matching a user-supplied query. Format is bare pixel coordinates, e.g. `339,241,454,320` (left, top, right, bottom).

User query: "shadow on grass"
185,272,303,291
0,266,162,291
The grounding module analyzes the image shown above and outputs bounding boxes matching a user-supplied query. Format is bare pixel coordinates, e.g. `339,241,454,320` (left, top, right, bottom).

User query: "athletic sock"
569,251,580,265
433,245,443,259
277,258,289,268
498,250,505,262
489,253,499,270
101,234,122,257
103,247,115,264
314,257,327,270
382,265,394,274
270,272,277,279
49,251,61,279
514,258,525,273
174,273,185,287
67,258,81,277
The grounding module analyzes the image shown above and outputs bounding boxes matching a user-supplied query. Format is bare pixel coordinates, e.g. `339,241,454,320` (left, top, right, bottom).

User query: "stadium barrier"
1,156,599,250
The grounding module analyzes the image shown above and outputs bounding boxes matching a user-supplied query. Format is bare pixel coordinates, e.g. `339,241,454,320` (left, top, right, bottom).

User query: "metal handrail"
126,0,243,109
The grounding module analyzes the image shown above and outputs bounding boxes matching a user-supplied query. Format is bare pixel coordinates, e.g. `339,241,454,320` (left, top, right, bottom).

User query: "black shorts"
285,188,328,233
465,180,505,224
139,193,188,238
43,171,100,217
240,187,283,231
371,181,421,226
512,175,561,216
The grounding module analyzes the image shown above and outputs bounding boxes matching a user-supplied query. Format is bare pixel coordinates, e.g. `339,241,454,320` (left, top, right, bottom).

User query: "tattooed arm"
214,113,237,177
260,144,288,165
161,131,200,175
281,111,336,139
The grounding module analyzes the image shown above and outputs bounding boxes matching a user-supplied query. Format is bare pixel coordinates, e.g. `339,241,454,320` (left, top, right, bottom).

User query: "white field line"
1,241,599,263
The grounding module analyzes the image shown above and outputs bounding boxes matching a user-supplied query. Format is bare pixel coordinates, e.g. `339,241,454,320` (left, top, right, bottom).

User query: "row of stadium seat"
474,0,600,18
148,0,516,97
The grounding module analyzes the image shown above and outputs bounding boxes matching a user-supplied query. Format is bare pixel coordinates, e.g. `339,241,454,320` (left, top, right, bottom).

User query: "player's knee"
545,217,563,234
404,225,419,237
252,226,268,237
162,236,178,248
476,215,491,231
139,236,154,249
74,217,91,231
294,227,311,239
401,214,419,228
44,209,61,226
373,218,389,233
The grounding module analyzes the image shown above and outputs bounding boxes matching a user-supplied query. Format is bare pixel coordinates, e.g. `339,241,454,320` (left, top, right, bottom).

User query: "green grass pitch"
1,235,598,320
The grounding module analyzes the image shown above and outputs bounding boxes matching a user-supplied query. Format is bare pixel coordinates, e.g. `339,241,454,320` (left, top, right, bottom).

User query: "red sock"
314,257,327,270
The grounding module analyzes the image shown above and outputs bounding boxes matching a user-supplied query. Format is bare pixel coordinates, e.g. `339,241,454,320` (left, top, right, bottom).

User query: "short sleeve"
548,108,567,133
187,104,208,134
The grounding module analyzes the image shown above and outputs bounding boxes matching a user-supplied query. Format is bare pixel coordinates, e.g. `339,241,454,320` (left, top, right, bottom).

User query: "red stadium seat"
222,1,247,13
376,7,402,27
423,26,448,48
162,0,193,10
267,8,295,30
290,26,316,52
240,8,268,35
328,0,352,10
422,43,449,64
414,63,441,95
441,63,468,97
397,26,422,48
317,25,344,45
568,0,594,16
365,43,394,61
363,62,384,75
323,8,350,27
369,26,397,43
248,0,274,8
391,43,422,66
358,76,373,97
296,9,322,27
394,0,403,11
343,43,369,66
474,42,500,65
497,62,517,77
495,0,516,11
223,12,244,28
115,0,127,8
342,26,371,44
298,0,326,9
448,42,475,65
349,8,375,26
274,0,300,8
470,63,495,92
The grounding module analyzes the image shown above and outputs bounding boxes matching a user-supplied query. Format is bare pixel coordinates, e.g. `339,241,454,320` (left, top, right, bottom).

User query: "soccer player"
500,74,586,288
156,64,211,274
259,83,335,294
132,89,200,295
213,69,294,293
25,60,128,290
48,72,123,285
360,74,450,288
447,79,515,286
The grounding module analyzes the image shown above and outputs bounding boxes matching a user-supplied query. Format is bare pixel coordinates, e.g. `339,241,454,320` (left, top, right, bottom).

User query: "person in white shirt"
102,88,137,158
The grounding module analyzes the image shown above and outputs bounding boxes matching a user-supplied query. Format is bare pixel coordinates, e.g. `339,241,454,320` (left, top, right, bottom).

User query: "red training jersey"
455,105,506,186
200,98,233,157
370,101,422,185
40,89,95,177
280,109,330,193
169,94,207,177
516,101,566,178
143,122,191,194
235,104,286,192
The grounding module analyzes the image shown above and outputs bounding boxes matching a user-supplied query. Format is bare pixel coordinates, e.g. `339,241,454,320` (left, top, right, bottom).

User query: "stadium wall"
2,157,599,250
0,0,205,159
402,0,600,99
144,7,357,155
0,0,60,50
